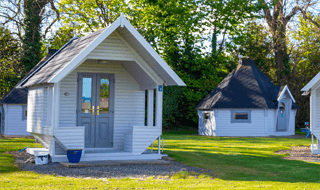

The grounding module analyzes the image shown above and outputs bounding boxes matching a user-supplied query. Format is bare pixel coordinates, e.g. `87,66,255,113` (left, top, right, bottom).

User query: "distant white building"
196,59,298,137
302,72,320,154
0,87,29,136
0,49,59,136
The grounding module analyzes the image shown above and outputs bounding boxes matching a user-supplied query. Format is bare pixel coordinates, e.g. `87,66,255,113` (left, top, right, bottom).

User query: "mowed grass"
1,133,320,189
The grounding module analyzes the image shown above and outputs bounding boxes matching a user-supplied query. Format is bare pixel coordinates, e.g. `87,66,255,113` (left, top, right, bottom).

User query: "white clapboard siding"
88,32,136,60
27,86,45,134
199,108,296,137
125,126,161,154
124,132,133,152
197,110,216,136
53,127,85,150
266,110,275,135
216,109,267,136
59,60,145,151
311,87,320,145
313,87,320,134
3,104,29,135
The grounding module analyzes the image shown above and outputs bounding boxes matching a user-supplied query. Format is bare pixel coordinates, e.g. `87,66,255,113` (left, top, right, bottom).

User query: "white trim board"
277,85,296,103
302,72,320,91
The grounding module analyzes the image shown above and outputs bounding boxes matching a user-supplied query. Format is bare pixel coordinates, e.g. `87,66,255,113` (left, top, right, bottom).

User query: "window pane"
82,78,92,113
100,78,109,113
280,102,285,113
204,113,209,119
25,108,27,116
234,113,248,120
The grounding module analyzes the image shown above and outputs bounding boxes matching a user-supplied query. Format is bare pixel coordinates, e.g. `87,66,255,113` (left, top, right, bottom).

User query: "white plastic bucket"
35,154,49,165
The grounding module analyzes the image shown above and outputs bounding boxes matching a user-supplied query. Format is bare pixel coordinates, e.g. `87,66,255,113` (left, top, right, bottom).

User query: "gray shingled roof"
1,50,58,104
0,87,28,104
20,29,105,87
196,60,299,110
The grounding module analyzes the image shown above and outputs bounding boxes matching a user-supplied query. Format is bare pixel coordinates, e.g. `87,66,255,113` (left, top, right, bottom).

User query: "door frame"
76,73,115,148
276,101,287,131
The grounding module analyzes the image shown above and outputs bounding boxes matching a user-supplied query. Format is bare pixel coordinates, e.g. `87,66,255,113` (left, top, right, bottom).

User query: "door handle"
97,106,99,116
92,106,94,115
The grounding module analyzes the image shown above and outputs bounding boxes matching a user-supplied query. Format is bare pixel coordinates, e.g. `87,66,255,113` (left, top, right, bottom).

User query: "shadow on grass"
164,146,320,183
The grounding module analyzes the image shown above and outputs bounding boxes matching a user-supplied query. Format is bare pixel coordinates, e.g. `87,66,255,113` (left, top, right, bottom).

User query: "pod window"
231,110,251,123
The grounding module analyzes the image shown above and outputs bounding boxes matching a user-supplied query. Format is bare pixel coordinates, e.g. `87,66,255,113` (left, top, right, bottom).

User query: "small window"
204,113,209,120
22,105,27,120
234,113,248,120
279,102,285,114
231,110,251,123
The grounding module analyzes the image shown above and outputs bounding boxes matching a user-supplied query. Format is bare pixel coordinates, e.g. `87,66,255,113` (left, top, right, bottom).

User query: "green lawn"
1,133,320,189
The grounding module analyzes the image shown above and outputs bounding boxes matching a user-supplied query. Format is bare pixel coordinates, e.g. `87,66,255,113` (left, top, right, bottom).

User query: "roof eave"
277,85,296,103
301,72,320,92
17,36,79,88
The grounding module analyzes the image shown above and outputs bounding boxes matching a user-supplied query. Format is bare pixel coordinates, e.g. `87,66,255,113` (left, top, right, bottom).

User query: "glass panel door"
78,74,96,148
99,78,110,113
82,77,93,114
78,73,114,148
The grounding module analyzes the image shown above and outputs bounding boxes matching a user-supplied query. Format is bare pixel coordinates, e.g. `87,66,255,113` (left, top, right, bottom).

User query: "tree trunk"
21,0,48,73
272,23,287,86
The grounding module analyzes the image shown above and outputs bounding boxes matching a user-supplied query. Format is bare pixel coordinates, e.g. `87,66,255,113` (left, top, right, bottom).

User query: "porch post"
312,135,314,152
155,85,163,128
147,89,154,126
53,82,60,129
155,85,163,155
158,136,161,154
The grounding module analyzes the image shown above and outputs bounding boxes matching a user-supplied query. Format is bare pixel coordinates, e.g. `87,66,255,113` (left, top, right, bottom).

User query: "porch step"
60,159,170,168
26,148,49,155
311,144,320,154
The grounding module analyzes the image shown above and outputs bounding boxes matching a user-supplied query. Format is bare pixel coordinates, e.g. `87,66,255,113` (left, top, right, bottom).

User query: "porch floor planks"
84,149,131,154
60,159,170,168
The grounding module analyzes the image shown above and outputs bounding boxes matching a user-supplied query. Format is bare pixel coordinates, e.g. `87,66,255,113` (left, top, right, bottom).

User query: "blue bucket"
67,149,82,163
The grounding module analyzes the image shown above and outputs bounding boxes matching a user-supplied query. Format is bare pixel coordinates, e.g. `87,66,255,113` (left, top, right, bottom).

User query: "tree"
228,21,274,79
258,0,318,86
59,0,127,32
0,0,60,74
201,0,261,56
0,25,21,98
0,0,60,40
289,15,320,126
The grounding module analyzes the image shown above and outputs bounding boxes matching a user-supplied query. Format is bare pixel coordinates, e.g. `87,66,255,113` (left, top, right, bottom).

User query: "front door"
77,73,114,148
277,102,287,131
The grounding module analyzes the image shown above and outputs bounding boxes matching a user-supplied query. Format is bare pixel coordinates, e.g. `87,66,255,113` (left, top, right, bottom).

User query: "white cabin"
0,87,30,136
302,73,320,154
17,15,185,162
196,60,297,137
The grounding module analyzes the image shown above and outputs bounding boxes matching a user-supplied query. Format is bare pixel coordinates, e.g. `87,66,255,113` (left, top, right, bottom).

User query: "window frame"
22,105,27,121
204,113,209,120
231,110,251,123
